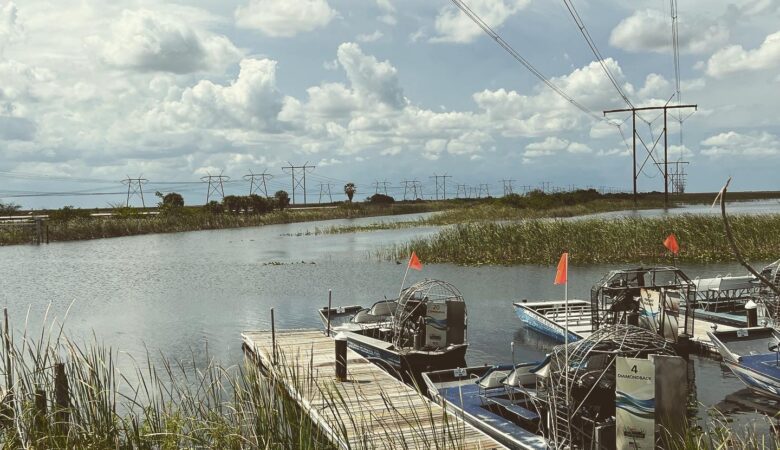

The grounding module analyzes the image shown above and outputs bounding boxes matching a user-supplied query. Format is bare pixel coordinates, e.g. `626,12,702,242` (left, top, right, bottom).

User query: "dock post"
270,308,276,365
3,309,11,392
34,388,46,431
335,333,347,381
54,363,69,430
326,289,332,337
745,300,757,327
34,219,42,245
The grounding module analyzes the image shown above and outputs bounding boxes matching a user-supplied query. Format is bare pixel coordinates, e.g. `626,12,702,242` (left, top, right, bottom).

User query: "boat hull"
723,359,780,400
513,303,583,343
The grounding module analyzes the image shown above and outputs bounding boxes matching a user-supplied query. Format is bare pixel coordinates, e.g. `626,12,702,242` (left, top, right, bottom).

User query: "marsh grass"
662,412,779,450
383,214,780,266
0,314,475,449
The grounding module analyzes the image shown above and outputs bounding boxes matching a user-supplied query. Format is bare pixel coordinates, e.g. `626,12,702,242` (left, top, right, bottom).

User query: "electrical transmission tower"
244,170,273,197
281,162,316,204
478,184,490,198
604,103,697,206
201,173,229,203
456,184,468,199
401,180,423,201
122,177,148,207
429,173,453,200
372,180,391,195
469,186,478,199
539,181,551,193
501,179,515,196
319,183,334,203
669,160,689,194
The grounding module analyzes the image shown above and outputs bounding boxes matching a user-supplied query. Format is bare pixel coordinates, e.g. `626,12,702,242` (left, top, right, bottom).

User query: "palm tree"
344,183,356,202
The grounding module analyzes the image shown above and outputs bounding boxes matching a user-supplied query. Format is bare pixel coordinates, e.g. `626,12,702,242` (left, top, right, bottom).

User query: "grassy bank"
0,323,470,449
0,202,448,246
383,214,780,266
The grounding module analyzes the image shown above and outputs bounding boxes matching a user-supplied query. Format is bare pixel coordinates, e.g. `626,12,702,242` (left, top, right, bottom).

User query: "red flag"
554,252,568,285
408,251,423,271
664,234,680,255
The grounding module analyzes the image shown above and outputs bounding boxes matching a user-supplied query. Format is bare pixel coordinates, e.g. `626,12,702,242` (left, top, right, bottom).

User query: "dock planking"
242,329,508,450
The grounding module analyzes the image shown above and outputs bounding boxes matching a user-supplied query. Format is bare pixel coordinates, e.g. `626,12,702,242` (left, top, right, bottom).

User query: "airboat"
320,279,468,379
514,266,697,347
708,327,780,400
422,324,679,449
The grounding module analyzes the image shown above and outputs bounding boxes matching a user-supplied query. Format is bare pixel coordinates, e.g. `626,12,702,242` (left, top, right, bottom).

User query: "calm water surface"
0,209,777,436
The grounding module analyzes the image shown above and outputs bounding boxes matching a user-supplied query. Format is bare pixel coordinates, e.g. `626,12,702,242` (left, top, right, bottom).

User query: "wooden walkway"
242,329,507,450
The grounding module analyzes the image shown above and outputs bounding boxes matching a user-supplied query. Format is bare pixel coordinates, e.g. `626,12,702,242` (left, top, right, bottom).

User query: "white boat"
708,327,780,400
512,299,591,343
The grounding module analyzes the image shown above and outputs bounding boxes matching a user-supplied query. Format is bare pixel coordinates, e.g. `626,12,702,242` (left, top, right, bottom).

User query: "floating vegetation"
383,214,780,266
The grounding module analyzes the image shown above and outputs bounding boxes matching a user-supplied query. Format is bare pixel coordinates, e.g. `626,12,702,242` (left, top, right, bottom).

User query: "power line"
372,180,391,196
561,0,633,108
449,0,617,126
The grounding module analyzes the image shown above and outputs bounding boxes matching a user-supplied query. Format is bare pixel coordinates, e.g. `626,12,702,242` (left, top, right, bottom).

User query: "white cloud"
431,0,530,44
146,58,284,131
376,0,396,26
99,9,240,74
524,137,591,158
357,30,383,43
0,2,22,51
610,9,728,54
706,31,780,78
235,0,336,37
336,42,404,109
700,131,780,157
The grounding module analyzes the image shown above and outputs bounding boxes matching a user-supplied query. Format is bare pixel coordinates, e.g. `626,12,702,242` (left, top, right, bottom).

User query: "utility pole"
201,173,229,203
121,177,148,207
501,179,515,196
281,162,316,205
318,183,334,203
539,181,551,193
478,184,490,198
243,170,273,197
429,174,453,200
604,103,697,206
372,180,391,195
412,180,423,200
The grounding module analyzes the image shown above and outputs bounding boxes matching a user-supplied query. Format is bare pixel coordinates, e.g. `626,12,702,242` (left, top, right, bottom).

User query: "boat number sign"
616,357,655,450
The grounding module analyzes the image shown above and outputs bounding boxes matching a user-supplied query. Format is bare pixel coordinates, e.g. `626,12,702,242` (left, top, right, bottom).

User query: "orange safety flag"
554,252,568,285
663,234,680,255
408,251,423,271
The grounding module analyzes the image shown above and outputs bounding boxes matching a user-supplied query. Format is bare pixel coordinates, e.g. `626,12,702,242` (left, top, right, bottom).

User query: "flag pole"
564,252,570,408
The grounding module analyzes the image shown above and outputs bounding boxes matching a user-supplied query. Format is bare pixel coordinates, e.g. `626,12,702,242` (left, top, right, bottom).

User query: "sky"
1,0,779,208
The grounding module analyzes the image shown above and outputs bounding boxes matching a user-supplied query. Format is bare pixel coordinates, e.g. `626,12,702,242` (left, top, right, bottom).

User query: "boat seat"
477,370,510,390
353,310,383,323
370,301,396,316
485,397,539,422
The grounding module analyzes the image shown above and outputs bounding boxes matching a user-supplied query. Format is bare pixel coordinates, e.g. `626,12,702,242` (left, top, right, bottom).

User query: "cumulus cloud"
609,9,728,54
99,9,241,74
706,30,780,78
376,0,396,26
473,58,637,137
431,0,530,43
700,131,780,157
235,0,336,37
336,42,404,109
147,58,284,131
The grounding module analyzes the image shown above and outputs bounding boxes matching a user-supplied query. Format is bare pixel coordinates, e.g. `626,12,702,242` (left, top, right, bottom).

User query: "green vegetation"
0,323,469,449
0,322,775,448
0,197,449,246
384,214,780,266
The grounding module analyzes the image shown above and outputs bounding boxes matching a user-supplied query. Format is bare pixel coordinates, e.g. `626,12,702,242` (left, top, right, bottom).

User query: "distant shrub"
368,193,395,204
49,206,91,222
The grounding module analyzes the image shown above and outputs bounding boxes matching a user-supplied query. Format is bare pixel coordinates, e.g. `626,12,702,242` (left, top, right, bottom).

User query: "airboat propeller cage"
393,279,467,349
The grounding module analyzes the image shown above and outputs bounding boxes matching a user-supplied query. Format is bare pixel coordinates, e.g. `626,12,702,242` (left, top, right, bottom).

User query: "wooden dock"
242,329,508,450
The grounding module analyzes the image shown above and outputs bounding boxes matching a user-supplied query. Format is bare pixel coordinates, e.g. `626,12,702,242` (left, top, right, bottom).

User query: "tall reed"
384,214,780,265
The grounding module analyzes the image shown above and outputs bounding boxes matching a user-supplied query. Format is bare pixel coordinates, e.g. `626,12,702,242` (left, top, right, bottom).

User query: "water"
0,211,777,438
